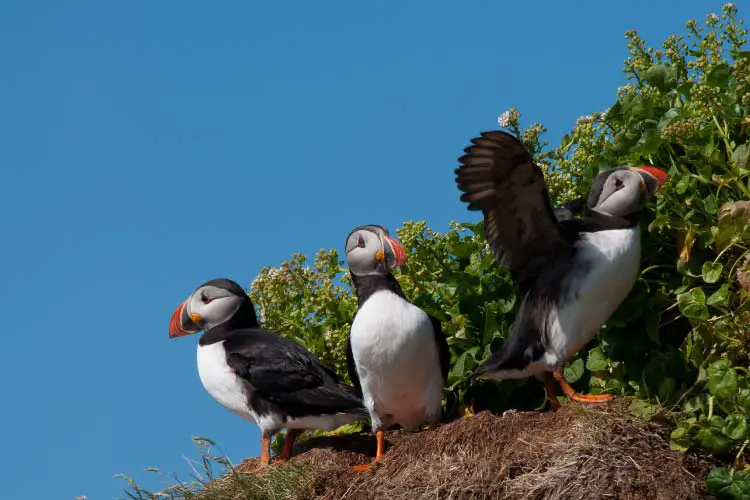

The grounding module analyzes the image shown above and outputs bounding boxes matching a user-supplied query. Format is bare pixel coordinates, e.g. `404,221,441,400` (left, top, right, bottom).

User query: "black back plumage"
220,328,365,418
196,281,365,419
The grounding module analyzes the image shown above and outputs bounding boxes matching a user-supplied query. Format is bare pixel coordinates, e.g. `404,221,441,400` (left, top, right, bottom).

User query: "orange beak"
168,301,200,338
385,235,408,268
633,166,669,190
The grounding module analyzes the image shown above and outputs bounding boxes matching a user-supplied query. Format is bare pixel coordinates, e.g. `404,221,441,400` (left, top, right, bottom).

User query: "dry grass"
228,400,712,500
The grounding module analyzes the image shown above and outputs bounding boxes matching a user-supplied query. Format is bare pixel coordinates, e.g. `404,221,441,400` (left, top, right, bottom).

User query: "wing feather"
223,329,364,418
454,131,575,290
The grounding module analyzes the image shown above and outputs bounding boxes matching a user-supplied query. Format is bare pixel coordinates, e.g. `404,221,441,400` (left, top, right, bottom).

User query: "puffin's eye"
615,178,624,190
201,294,213,304
357,235,366,248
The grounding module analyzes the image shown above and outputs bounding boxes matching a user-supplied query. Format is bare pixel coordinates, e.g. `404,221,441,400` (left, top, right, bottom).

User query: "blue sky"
0,1,730,498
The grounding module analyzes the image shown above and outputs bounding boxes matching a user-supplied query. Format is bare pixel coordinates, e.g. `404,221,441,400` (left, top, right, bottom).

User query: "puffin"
454,131,668,408
344,225,450,470
168,278,367,470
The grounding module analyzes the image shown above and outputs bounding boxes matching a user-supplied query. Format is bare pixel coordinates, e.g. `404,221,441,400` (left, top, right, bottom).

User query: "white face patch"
594,170,644,217
187,285,243,330
345,229,385,276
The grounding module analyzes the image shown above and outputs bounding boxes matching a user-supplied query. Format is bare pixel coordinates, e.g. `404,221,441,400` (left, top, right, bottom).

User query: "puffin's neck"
350,272,407,306
581,206,640,230
199,299,260,346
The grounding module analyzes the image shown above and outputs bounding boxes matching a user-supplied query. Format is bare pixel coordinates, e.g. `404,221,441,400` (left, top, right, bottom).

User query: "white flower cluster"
498,111,512,128
497,108,520,128
617,84,635,97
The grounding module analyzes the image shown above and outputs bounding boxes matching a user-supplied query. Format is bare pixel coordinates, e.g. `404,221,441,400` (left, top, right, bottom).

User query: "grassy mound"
198,401,714,500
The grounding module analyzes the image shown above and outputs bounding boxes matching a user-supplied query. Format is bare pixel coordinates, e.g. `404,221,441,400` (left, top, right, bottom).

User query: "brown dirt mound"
237,401,713,500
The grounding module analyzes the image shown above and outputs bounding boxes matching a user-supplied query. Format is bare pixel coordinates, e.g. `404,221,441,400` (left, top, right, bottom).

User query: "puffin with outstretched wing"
455,131,668,407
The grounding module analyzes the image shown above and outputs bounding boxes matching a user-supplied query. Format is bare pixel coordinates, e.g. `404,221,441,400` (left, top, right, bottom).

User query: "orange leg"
465,398,476,417
274,429,301,463
249,435,271,472
553,369,613,404
352,430,385,471
543,373,561,411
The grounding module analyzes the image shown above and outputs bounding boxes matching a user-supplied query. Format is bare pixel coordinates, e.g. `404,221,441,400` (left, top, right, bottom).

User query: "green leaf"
630,399,659,420
702,261,724,283
707,360,738,401
677,288,709,319
670,424,691,452
604,377,624,393
638,129,662,155
704,194,718,215
739,389,750,413
707,63,732,87
724,414,748,441
643,64,677,91
674,175,691,194
707,467,750,500
708,284,731,307
657,108,680,130
696,426,733,453
564,358,584,384
450,351,469,379
451,242,476,258
482,308,499,344
586,346,610,372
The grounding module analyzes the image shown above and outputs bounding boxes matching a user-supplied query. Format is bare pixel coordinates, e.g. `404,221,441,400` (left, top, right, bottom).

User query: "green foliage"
708,467,750,500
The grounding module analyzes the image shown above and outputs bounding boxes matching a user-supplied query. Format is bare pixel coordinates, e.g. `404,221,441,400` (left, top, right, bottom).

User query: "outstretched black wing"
455,131,576,291
223,328,364,418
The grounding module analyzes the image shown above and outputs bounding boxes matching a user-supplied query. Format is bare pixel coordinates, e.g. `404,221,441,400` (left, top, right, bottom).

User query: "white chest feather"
197,342,255,422
350,290,443,429
546,227,641,363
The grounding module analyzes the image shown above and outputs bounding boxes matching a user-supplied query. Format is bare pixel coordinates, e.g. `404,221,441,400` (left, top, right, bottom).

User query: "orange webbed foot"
352,430,385,472
553,369,614,405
